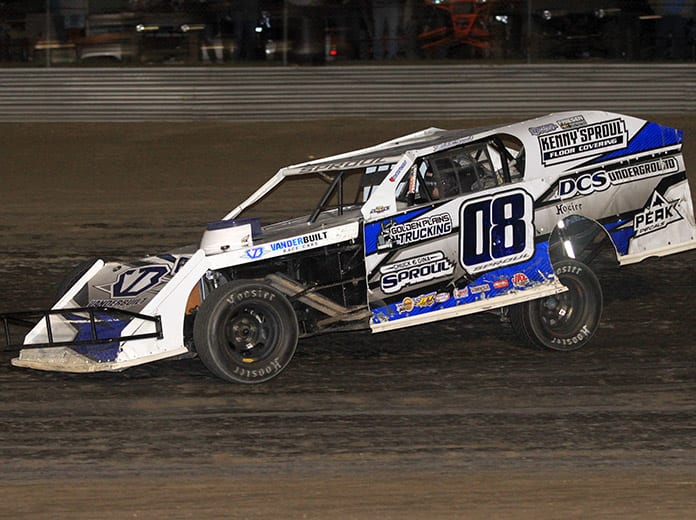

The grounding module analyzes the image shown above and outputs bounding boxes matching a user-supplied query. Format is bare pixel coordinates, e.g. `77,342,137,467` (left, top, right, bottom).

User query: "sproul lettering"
539,130,579,152
299,157,384,173
380,253,455,294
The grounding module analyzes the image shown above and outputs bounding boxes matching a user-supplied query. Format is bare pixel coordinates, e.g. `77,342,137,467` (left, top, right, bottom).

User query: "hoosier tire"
193,281,299,384
510,259,603,351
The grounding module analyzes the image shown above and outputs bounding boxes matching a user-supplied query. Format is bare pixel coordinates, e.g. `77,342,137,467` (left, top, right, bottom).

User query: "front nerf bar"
0,307,162,350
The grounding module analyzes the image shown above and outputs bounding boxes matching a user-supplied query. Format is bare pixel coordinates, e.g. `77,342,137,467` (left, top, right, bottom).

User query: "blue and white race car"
3,111,695,383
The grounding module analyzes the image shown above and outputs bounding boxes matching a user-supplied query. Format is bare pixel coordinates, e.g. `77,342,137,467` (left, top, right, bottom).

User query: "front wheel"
510,259,603,351
193,280,299,384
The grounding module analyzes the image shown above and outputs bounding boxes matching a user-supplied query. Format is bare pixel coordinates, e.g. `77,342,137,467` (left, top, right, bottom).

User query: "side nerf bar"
0,307,163,350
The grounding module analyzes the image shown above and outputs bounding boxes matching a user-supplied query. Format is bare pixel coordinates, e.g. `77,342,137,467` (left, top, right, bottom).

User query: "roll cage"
396,136,522,206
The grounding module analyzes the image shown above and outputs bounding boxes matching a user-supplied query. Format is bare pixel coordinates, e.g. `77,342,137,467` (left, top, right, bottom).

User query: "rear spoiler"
1,307,162,350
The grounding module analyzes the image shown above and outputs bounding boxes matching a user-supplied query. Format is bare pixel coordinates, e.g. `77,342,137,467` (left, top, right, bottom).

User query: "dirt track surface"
1,118,695,518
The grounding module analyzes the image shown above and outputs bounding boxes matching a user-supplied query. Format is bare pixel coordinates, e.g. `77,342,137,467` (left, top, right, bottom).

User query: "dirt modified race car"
2,111,695,383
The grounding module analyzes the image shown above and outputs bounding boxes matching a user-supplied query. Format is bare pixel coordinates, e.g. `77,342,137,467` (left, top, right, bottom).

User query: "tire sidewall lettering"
194,280,298,384
550,325,592,346
555,263,585,277
232,356,283,380
226,288,277,305
511,259,602,352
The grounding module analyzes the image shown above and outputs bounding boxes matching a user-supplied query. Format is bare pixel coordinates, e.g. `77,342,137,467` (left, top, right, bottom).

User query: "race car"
2,111,695,383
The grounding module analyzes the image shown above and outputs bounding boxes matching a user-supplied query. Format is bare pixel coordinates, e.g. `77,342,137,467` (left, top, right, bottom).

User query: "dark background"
1,0,694,65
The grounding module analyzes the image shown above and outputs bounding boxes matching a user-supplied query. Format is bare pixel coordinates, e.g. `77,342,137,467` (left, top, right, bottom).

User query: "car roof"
285,125,501,174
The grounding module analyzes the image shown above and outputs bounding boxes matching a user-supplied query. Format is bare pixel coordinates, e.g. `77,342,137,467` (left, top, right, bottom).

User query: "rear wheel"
193,280,298,384
510,259,602,351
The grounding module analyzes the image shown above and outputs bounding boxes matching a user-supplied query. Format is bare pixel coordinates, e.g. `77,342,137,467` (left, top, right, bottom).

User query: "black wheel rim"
220,304,280,364
535,276,588,339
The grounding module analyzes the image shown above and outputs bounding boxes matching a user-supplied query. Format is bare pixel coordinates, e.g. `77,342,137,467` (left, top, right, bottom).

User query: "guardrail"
1,64,694,122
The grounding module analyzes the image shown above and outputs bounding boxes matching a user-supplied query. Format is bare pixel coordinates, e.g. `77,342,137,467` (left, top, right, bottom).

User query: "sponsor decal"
111,265,169,298
555,202,583,215
470,283,490,294
269,231,328,254
493,279,509,290
380,251,455,294
633,191,683,237
370,243,558,325
370,205,391,215
240,222,359,263
298,157,384,173
389,159,409,182
435,292,450,303
558,170,610,199
397,297,415,313
89,297,148,308
529,123,558,136
415,292,437,308
539,118,627,166
89,255,192,309
557,157,680,200
453,287,469,299
395,292,449,313
460,188,535,274
607,157,679,185
245,247,264,259
557,115,587,129
377,212,453,250
511,272,530,287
